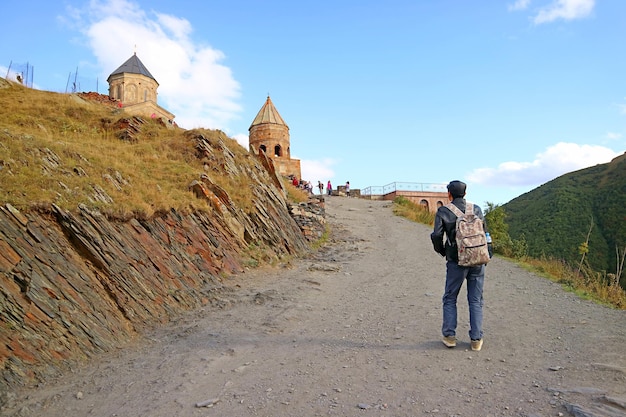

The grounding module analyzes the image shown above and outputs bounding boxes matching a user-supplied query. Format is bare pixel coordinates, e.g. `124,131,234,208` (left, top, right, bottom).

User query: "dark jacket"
430,198,487,262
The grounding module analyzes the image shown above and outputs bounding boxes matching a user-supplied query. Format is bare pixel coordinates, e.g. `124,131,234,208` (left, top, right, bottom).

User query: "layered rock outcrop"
0,132,323,392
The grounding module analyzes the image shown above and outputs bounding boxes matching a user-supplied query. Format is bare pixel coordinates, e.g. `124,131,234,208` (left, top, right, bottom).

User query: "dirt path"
3,196,626,417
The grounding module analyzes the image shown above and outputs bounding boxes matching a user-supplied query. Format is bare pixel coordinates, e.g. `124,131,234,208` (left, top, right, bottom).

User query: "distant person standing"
430,180,490,352
327,180,332,196
318,181,324,195
345,181,350,197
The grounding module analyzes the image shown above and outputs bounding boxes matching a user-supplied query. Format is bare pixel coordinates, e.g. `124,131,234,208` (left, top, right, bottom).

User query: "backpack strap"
446,202,474,217
445,202,464,217
445,203,463,247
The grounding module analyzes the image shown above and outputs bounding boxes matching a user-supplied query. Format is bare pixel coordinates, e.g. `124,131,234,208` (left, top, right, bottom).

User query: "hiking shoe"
471,339,483,351
442,336,457,348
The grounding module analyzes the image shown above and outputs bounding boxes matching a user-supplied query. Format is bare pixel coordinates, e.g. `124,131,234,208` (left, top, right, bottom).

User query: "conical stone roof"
249,96,288,129
107,53,158,84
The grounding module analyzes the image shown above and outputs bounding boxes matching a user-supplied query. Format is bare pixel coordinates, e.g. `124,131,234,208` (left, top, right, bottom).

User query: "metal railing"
362,182,447,196
361,186,384,196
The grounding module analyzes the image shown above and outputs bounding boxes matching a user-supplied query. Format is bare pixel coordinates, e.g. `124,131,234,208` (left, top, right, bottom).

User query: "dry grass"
284,182,311,204
392,196,435,225
0,81,259,218
521,256,626,309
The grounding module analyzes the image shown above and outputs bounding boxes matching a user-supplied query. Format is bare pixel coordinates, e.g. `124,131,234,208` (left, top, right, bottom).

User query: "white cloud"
0,64,38,88
533,0,595,24
232,133,249,149
467,142,619,187
606,132,622,140
68,0,241,130
0,66,18,82
299,158,337,183
508,0,531,12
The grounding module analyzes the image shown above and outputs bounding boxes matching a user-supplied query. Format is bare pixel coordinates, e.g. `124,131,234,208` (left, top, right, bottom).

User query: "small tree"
616,245,626,288
484,202,508,242
484,202,528,259
577,217,594,277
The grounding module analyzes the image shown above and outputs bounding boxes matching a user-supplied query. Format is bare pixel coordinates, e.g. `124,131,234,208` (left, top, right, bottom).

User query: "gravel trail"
4,196,625,417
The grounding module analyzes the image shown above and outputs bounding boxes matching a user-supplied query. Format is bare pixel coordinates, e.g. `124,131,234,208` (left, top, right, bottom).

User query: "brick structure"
383,190,447,213
249,96,301,180
107,53,175,122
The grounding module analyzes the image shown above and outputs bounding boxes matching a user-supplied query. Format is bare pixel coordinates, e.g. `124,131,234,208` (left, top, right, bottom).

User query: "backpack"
445,202,490,267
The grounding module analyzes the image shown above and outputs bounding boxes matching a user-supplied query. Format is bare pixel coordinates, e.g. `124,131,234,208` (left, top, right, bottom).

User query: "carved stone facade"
249,96,301,180
107,53,174,122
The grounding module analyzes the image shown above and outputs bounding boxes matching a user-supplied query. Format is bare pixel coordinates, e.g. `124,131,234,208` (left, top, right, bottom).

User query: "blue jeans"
442,261,484,341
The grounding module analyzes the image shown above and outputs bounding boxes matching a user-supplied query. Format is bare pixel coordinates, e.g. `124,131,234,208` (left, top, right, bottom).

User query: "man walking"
430,180,489,351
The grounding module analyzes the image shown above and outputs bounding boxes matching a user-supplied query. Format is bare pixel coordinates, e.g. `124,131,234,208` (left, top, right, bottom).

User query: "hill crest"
502,151,626,282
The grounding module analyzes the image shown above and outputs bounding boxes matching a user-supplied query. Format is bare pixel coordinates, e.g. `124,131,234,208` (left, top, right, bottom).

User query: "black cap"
447,180,466,198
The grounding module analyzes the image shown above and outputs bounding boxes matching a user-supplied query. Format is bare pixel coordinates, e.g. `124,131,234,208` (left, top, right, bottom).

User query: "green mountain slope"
502,152,626,274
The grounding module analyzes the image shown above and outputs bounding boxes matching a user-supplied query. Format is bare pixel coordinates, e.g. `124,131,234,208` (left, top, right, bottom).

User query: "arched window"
259,145,267,154
420,199,429,211
117,85,122,100
274,145,282,157
437,201,444,208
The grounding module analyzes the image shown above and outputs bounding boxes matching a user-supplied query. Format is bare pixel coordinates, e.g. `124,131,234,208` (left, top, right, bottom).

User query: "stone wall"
336,185,360,198
289,195,326,241
122,100,175,122
383,190,447,213
108,72,174,121
0,133,324,392
108,73,158,104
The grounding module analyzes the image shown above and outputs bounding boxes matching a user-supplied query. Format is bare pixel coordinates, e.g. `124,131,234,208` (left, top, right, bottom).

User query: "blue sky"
2,0,625,208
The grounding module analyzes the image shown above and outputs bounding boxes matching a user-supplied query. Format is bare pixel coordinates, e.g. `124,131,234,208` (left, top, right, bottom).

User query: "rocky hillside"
0,79,325,392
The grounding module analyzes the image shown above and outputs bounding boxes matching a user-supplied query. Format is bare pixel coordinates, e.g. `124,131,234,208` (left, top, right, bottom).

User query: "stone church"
107,53,175,122
248,96,301,180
